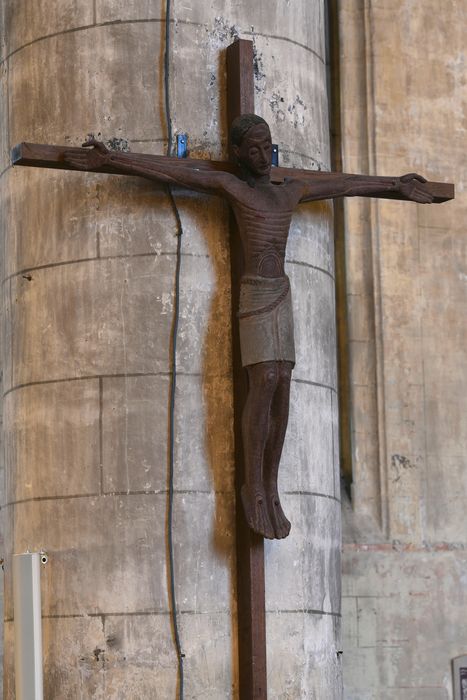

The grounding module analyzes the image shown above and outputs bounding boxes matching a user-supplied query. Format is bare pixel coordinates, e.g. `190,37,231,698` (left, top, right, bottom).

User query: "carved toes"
241,484,275,539
268,491,291,539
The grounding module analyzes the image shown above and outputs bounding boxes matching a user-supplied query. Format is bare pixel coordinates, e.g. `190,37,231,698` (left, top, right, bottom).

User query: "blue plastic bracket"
272,144,279,167
176,133,188,158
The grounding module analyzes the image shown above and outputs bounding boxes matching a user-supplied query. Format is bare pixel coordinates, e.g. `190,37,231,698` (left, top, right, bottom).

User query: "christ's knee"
247,362,279,398
277,361,292,385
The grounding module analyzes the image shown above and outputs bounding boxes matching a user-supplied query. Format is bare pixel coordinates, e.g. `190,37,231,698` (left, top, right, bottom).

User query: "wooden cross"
11,38,454,699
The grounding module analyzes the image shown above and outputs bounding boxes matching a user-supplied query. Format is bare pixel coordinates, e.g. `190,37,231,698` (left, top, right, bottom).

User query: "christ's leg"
263,361,293,539
241,361,279,539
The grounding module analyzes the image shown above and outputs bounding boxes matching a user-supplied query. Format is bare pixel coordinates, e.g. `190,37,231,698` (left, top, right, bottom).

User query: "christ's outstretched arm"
64,139,236,196
298,172,434,204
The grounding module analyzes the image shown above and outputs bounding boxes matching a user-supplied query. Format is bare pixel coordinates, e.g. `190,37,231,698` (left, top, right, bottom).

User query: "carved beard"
239,162,257,188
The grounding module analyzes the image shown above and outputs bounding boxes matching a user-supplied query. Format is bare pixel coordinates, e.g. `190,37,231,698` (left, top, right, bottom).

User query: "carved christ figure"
64,115,432,539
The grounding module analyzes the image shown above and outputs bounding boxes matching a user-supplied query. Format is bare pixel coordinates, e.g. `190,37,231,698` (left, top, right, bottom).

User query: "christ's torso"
228,179,302,277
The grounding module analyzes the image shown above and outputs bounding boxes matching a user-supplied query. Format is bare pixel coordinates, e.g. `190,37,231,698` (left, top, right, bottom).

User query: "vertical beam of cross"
226,39,268,700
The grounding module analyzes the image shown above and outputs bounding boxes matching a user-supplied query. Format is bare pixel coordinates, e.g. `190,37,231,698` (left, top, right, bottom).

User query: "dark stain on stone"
22,274,33,281
93,647,105,662
106,137,130,152
391,454,419,482
253,46,266,93
269,91,286,122
287,95,308,128
213,17,239,44
106,634,118,647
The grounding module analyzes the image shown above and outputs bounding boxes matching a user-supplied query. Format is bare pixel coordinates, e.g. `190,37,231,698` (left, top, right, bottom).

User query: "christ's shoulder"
283,176,304,188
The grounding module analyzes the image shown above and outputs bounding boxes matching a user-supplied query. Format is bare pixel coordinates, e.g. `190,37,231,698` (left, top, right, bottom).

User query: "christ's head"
230,114,272,183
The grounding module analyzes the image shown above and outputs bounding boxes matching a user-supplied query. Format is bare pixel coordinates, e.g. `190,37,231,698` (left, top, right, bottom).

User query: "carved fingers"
81,137,109,154
400,172,427,184
397,173,433,203
63,140,110,171
399,179,434,203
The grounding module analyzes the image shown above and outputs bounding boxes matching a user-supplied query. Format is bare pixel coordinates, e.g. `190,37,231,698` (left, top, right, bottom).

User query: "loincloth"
238,275,295,367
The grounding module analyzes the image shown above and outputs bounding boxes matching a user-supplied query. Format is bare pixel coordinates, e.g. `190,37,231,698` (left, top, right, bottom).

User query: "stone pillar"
1,1,341,697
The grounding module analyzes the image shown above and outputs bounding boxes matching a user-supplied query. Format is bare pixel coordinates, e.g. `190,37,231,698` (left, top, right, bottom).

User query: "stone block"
3,167,99,278
96,1,326,62
254,34,330,168
356,596,378,648
385,382,426,457
97,172,231,266
102,373,234,494
290,264,337,389
0,61,8,173
419,226,467,275
2,0,94,58
9,256,174,389
0,171,10,284
95,0,163,23
351,384,377,434
341,596,358,650
421,273,467,342
103,611,235,698
267,611,342,699
345,573,465,693
342,646,380,698
418,198,466,235
382,293,422,339
43,616,106,699
162,22,228,157
4,379,100,503
377,691,447,700
350,431,380,511
281,382,335,497
102,614,177,699
173,492,235,609
425,454,467,541
9,24,164,147
2,278,13,391
348,339,376,388
379,331,424,387
343,222,374,298
173,372,235,494
286,201,335,278
379,223,419,281
347,293,374,343
424,395,467,459
331,391,340,498
176,251,232,377
5,492,234,619
178,612,235,698
265,494,340,613
102,374,169,494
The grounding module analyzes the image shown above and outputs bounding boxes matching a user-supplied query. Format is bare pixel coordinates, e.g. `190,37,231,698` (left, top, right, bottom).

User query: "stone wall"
340,2,467,698
0,1,341,697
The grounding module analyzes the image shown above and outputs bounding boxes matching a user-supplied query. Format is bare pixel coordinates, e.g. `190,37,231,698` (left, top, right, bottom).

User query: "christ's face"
234,124,272,178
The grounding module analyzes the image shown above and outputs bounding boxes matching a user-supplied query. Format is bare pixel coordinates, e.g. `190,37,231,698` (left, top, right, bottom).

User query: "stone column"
1,1,341,697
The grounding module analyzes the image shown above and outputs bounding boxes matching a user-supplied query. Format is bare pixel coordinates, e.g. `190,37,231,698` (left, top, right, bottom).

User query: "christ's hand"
64,138,110,170
397,173,433,204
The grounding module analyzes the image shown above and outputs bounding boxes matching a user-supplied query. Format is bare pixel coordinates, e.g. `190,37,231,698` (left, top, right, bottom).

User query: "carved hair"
230,114,270,146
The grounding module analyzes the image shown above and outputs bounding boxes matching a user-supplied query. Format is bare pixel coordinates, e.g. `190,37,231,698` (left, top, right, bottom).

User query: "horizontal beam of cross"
11,142,454,204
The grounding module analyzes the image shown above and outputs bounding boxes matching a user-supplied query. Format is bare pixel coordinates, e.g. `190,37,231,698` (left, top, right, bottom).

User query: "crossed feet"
241,482,291,539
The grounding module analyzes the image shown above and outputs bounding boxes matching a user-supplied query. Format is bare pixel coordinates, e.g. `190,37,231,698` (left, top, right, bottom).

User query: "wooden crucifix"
11,38,454,699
